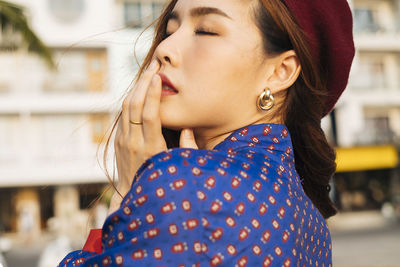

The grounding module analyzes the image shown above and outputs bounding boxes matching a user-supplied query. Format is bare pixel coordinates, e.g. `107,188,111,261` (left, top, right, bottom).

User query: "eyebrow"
167,6,233,22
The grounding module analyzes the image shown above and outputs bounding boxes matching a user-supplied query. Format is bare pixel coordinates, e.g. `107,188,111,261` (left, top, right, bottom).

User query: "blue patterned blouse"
58,123,332,267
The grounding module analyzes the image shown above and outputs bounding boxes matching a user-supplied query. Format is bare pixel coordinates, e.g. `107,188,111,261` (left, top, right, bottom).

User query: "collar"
212,123,294,157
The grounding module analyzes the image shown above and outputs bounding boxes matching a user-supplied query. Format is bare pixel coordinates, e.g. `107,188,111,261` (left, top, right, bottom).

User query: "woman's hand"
108,58,198,215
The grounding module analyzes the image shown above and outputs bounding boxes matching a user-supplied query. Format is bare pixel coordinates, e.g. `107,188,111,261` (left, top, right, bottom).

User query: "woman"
59,0,354,266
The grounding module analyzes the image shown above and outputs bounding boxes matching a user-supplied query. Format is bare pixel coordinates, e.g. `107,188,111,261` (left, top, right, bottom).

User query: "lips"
158,72,179,93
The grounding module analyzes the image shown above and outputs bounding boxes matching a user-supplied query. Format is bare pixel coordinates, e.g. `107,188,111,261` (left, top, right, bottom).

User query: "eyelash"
195,29,218,36
165,29,217,38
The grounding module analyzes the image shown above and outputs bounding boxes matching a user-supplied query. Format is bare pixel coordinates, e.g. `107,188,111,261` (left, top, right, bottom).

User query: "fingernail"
183,129,191,137
148,59,158,70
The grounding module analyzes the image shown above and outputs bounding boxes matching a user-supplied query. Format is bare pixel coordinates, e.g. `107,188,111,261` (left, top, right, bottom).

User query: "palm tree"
0,0,55,69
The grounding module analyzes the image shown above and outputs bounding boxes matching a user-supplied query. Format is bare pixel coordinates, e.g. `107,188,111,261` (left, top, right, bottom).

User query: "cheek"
160,39,260,126
183,41,257,107
185,41,250,92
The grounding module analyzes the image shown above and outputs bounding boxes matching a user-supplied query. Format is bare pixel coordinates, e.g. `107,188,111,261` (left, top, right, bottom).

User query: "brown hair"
101,0,338,219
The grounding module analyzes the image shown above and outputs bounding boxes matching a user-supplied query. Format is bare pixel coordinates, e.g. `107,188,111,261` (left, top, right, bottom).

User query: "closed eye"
164,29,218,38
195,30,218,36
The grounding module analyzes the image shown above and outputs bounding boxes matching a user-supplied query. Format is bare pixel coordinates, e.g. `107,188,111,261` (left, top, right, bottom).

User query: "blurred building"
0,0,164,239
1,0,399,238
336,0,400,146
330,0,400,215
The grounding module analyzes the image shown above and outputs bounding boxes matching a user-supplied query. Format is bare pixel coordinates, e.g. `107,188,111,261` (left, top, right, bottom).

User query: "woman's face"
155,0,273,135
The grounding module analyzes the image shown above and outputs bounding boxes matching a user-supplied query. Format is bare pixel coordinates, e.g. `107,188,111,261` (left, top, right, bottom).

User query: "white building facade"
0,0,164,237
2,0,398,235
335,0,400,147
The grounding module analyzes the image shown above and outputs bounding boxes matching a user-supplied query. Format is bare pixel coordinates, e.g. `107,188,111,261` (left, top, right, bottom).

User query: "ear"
266,50,301,94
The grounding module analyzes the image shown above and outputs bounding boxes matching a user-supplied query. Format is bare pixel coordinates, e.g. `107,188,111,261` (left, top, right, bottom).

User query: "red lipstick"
158,73,179,93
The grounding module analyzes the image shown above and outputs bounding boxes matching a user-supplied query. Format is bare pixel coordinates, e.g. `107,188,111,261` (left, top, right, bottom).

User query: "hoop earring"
257,88,275,111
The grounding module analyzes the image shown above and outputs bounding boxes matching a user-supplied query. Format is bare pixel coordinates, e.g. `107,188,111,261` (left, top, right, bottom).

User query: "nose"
154,34,180,68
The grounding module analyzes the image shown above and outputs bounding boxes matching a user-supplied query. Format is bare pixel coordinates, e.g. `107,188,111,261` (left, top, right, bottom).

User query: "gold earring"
257,88,275,111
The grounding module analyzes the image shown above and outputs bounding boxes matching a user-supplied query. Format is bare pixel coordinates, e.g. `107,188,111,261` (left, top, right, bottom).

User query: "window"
357,107,400,145
363,116,395,144
90,114,110,144
124,2,142,28
353,0,397,34
123,2,164,28
48,0,85,23
398,55,400,86
43,50,87,92
349,53,387,90
43,49,107,93
0,115,20,162
152,2,164,21
0,25,22,49
354,8,380,33
0,81,10,93
0,54,12,93
86,50,107,92
31,114,83,161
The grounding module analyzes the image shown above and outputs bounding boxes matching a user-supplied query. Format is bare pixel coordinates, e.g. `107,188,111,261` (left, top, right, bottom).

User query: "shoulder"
132,147,239,186
118,147,235,215
129,146,297,215
131,146,298,194
101,147,331,265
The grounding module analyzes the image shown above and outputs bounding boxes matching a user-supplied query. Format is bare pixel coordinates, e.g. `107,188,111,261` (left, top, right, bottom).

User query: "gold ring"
129,120,143,125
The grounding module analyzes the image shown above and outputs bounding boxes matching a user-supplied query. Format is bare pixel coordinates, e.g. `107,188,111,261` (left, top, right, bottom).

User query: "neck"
193,128,233,150
192,116,284,150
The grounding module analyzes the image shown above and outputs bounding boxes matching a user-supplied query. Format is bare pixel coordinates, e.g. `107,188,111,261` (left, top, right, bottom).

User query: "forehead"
171,0,254,21
168,0,264,59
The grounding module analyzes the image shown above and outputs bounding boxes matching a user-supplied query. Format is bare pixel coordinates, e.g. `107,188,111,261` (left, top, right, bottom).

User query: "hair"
100,0,338,219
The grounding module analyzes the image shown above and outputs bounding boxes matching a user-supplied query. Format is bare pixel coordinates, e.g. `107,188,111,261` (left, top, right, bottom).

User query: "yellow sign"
335,145,398,172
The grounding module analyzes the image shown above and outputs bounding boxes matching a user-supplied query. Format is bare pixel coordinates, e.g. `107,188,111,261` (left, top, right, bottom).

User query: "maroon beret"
281,0,356,116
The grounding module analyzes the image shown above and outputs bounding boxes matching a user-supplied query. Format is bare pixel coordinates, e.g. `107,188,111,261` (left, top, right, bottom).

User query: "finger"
179,129,199,149
128,59,160,135
122,59,160,141
121,81,139,138
120,94,130,137
142,73,163,145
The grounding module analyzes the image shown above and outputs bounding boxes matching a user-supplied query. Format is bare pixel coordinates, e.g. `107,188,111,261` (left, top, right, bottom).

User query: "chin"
160,114,183,131
161,117,197,133
159,105,200,132
159,104,184,129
